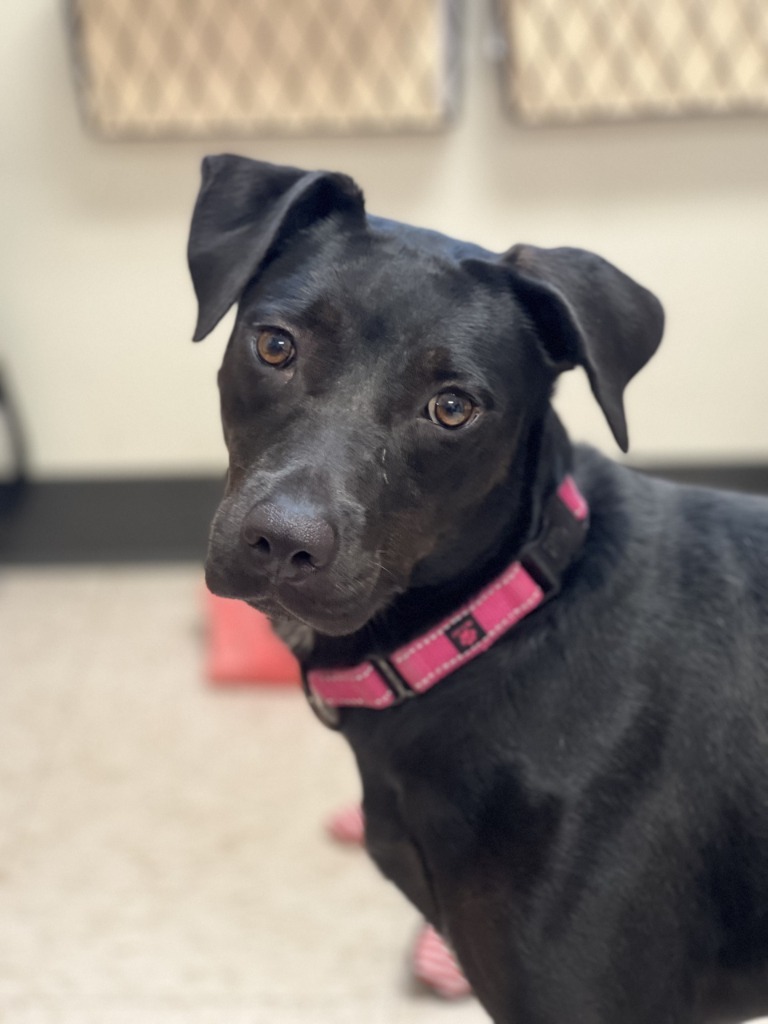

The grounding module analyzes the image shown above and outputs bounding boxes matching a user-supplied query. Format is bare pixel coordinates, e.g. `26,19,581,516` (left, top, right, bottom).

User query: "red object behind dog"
205,591,301,685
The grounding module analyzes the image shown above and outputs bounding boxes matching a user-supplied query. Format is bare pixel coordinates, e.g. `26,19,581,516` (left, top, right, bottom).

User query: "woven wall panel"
496,0,768,124
67,0,460,138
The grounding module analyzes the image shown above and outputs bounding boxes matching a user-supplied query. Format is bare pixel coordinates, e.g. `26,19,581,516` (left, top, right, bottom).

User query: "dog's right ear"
188,155,365,341
501,245,664,452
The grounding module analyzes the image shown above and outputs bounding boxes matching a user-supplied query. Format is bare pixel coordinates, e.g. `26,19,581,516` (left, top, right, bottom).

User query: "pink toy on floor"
413,924,472,1000
326,803,366,845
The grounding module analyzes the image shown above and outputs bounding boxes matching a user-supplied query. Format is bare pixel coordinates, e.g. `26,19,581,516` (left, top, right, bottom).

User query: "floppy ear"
503,245,664,452
188,154,365,341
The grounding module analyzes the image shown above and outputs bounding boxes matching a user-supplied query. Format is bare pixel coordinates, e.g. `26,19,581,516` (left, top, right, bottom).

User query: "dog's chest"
347,697,564,918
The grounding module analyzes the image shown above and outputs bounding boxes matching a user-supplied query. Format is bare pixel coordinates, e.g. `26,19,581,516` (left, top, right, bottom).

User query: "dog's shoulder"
573,444,768,577
566,446,768,723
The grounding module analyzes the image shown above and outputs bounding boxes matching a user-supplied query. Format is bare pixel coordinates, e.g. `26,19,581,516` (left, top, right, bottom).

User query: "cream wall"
2,1,767,477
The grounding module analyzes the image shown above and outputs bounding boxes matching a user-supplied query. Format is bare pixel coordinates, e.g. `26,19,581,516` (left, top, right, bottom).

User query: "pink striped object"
413,924,472,999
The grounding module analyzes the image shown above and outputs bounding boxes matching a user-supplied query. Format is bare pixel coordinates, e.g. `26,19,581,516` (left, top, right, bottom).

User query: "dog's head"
189,155,664,636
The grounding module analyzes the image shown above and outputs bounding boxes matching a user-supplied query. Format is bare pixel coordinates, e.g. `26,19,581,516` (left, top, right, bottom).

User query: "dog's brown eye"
427,391,476,429
254,329,295,368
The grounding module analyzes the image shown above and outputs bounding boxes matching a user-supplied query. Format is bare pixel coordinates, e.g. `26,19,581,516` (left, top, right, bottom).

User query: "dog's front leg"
360,775,443,932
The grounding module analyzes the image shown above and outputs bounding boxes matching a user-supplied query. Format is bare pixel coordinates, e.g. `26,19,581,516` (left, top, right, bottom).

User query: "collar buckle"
302,655,415,730
370,656,416,705
520,487,589,595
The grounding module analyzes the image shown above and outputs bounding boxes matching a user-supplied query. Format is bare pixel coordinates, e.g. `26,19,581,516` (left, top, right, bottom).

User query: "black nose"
240,498,338,581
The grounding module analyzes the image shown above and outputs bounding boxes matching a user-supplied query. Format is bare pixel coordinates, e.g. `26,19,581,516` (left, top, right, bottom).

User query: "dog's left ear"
502,244,664,452
188,154,365,341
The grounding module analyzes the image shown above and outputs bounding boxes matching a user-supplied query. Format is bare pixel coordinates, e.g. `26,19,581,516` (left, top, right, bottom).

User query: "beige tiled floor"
0,566,488,1024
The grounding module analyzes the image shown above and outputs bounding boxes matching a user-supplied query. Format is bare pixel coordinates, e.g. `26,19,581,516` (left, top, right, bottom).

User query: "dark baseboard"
1,464,767,565
639,463,768,493
0,476,224,565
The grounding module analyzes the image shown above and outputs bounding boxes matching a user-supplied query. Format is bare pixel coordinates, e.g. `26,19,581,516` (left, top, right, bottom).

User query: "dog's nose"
240,498,338,580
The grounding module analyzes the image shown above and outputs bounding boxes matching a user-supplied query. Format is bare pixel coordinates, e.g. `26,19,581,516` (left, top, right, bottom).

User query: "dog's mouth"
253,583,385,636
205,555,399,637
252,590,384,636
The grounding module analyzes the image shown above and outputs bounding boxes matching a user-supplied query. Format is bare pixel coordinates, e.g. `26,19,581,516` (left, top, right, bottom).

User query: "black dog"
188,154,768,1024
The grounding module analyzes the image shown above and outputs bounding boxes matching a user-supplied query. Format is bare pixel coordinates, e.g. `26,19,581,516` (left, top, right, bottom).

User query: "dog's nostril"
241,523,271,555
253,537,271,557
291,550,314,571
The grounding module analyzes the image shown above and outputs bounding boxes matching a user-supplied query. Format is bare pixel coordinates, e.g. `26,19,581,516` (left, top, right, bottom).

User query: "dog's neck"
277,408,573,668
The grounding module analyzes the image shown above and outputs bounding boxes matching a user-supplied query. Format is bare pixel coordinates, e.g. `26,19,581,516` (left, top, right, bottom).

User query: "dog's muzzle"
205,483,391,634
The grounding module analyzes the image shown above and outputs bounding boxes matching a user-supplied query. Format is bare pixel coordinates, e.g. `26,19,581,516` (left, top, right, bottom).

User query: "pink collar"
303,477,588,727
